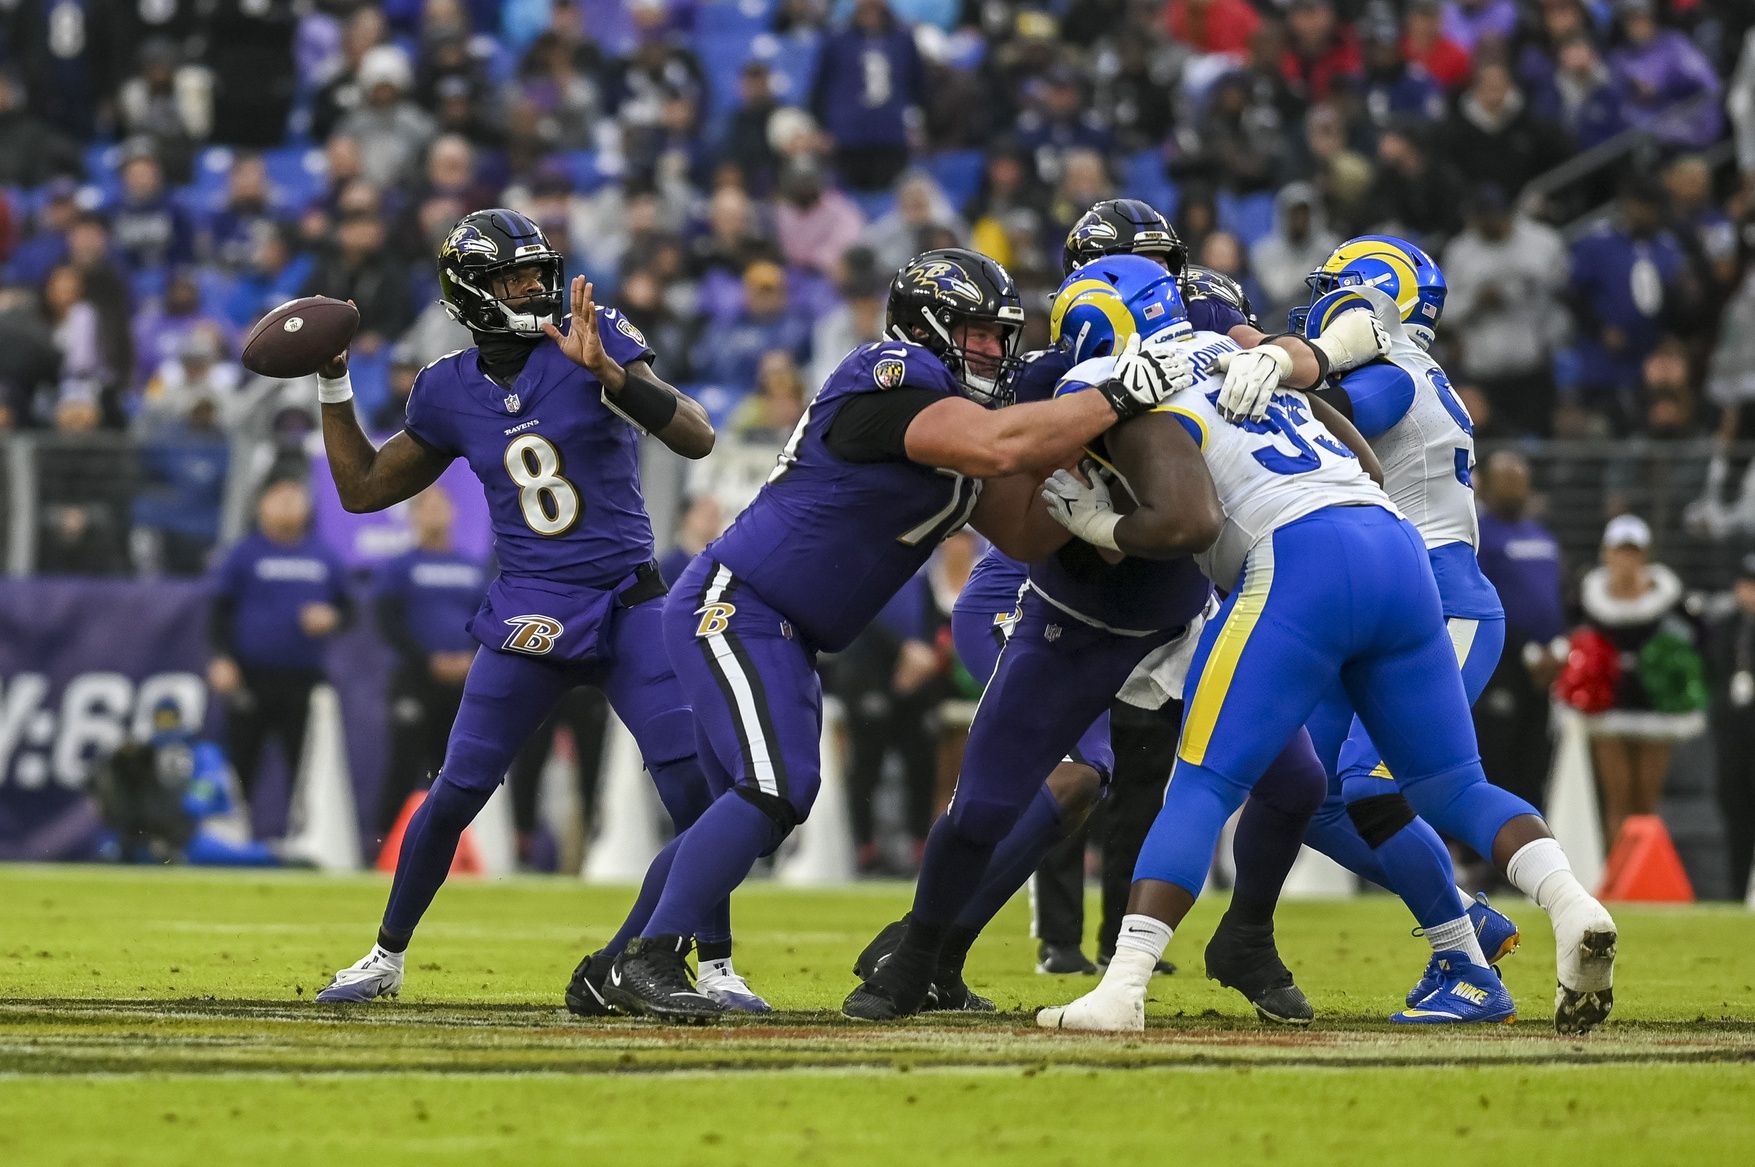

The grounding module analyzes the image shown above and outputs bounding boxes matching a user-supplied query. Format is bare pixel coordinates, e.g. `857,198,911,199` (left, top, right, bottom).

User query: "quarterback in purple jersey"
308,209,756,1009
575,247,1197,1021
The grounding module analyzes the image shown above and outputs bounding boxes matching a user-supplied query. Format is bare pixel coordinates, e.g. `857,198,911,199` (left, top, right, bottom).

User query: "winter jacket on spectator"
1610,20,1723,148
1164,0,1261,59
810,7,924,151
9,0,125,140
1530,41,1629,151
1443,70,1570,200
1441,0,1519,51
0,75,85,187
1442,212,1570,380
1567,216,1690,393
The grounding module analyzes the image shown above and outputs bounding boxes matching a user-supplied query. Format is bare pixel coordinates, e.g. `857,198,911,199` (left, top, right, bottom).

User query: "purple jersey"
709,340,977,653
402,308,657,592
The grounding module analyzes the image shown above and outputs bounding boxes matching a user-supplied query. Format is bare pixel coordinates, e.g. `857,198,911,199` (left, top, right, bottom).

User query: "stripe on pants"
1178,539,1277,767
695,564,785,797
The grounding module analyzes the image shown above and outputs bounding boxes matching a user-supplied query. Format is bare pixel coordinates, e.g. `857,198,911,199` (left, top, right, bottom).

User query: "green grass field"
3,865,1754,1166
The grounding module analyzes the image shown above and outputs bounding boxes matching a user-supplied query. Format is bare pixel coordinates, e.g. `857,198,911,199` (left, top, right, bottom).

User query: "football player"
309,209,754,1008
1030,255,1538,1033
564,247,1195,1021
842,259,1333,1022
1212,237,1616,1031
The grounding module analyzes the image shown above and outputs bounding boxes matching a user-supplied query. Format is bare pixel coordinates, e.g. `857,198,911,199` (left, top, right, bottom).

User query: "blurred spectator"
1098,30,1179,151
1045,149,1115,249
1734,27,1755,179
204,0,298,147
0,70,84,186
64,215,135,398
810,245,887,388
132,271,220,390
216,224,315,333
774,157,867,278
1359,11,1445,126
371,486,483,838
37,394,134,575
1195,229,1266,313
0,287,62,429
658,494,726,587
311,4,389,141
335,46,438,188
201,153,285,272
6,182,82,290
1249,182,1339,325
1610,0,1723,149
1578,513,1705,843
8,0,122,139
1638,337,1700,439
1283,0,1363,102
1441,185,1569,435
1164,0,1261,59
115,38,213,183
208,478,352,839
1664,154,1739,299
302,208,414,353
863,171,965,275
614,267,695,384
516,15,607,152
812,0,925,191
1442,0,1519,52
1566,177,1693,427
1016,67,1115,186
1445,61,1570,201
1532,33,1630,152
1403,0,1472,90
370,347,425,436
1706,552,1755,899
111,146,198,282
1475,451,1566,812
1364,120,1462,239
1183,71,1287,196
728,350,809,441
138,326,242,428
692,261,812,389
131,391,229,576
43,264,110,410
720,61,783,196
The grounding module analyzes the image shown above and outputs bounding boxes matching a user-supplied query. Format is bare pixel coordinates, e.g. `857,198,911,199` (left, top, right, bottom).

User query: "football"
240,296,360,379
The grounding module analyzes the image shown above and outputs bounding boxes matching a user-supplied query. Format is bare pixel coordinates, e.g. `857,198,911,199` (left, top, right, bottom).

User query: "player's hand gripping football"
1098,333,1194,422
316,299,357,380
1040,461,1122,552
544,275,620,383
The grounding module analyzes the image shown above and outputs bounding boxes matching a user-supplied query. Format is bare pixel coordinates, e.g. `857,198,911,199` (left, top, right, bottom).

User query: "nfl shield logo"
504,393,521,414
1045,623,1062,643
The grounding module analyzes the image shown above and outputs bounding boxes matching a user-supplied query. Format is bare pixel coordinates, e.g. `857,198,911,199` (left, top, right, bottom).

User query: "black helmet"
1061,198,1186,278
437,208,565,337
1181,263,1259,329
885,247,1026,407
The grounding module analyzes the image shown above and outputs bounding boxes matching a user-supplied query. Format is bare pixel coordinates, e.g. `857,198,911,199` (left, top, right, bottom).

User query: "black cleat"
843,952,934,1022
853,915,910,981
602,936,723,1024
1036,942,1098,975
927,969,996,1013
1204,915,1313,1026
564,948,616,1017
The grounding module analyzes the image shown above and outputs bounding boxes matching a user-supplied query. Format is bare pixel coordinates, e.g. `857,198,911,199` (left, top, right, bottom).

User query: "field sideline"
3,865,1753,1166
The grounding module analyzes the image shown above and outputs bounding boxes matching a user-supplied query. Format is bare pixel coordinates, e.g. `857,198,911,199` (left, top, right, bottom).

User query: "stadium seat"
557,150,609,194
683,383,749,430
923,150,986,213
263,146,329,214
1217,190,1276,247
696,0,777,40
1122,150,1179,220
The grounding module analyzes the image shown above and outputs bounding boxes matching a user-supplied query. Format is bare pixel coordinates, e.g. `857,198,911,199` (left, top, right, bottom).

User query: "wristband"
317,371,354,404
1082,510,1123,552
602,369,678,433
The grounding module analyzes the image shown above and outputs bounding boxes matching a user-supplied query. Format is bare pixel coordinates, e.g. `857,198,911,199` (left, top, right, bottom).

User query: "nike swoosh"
1398,1008,1462,1019
609,966,623,987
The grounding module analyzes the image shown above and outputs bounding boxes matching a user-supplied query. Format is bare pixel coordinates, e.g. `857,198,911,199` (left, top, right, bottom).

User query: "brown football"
241,296,360,379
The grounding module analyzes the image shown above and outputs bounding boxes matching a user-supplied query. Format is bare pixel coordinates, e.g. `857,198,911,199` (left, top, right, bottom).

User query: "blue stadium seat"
1121,150,1179,220
263,146,328,214
82,144,124,204
923,150,985,213
762,32,821,106
345,348,391,422
682,382,749,430
696,0,777,39
848,189,897,221
558,150,609,193
1217,190,1276,247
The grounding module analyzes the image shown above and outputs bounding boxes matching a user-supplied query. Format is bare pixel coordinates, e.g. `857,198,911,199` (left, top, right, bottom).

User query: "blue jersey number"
1428,369,1474,487
1246,398,1325,476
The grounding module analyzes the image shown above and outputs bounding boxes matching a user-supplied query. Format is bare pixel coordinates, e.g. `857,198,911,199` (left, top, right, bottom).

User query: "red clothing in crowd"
1405,30,1472,89
1164,0,1263,59
1283,28,1362,100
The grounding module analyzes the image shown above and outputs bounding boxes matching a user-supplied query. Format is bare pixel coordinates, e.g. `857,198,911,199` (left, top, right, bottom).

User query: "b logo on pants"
695,601,736,638
502,614,564,655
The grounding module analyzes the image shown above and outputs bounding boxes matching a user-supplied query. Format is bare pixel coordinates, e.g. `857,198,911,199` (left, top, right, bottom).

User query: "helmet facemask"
442,255,565,338
901,303,1025,407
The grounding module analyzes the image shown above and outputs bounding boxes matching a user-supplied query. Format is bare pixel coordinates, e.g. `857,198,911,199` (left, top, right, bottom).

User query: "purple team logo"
907,260,983,305
443,224,499,260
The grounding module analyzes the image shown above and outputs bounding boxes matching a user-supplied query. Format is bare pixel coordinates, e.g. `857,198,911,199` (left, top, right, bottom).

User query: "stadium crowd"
2,0,1754,893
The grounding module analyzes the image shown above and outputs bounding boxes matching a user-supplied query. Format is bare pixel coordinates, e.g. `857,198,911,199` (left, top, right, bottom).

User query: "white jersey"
1065,329,1395,586
1327,284,1479,551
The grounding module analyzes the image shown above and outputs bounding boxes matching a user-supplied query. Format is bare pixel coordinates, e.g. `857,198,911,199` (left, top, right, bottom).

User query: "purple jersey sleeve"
1012,347,1073,404
403,362,460,455
1186,295,1248,336
596,306,659,370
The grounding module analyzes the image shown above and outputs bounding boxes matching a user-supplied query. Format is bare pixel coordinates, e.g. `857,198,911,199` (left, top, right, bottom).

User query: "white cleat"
696,965,772,1013
1553,899,1617,1035
1036,985,1146,1033
315,945,405,1003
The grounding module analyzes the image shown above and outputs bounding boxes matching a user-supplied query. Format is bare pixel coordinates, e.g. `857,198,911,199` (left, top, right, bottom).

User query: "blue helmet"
1049,254,1190,365
1295,235,1446,349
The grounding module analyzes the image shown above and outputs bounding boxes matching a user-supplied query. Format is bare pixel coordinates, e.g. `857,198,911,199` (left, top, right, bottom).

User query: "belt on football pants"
615,561,669,608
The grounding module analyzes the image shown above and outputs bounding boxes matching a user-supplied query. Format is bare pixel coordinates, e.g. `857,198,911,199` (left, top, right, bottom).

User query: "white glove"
1040,466,1121,551
1100,333,1196,420
1308,306,1390,374
1214,345,1294,422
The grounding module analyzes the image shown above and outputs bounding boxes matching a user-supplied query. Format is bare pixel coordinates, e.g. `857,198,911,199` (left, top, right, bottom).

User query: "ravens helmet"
1181,264,1259,330
1061,198,1187,278
885,248,1026,406
437,208,565,337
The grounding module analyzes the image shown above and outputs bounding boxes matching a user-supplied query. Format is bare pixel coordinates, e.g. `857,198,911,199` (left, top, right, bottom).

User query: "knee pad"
423,772,494,832
1345,792,1417,849
734,785,802,857
633,706,699,768
437,732,513,794
946,794,1025,846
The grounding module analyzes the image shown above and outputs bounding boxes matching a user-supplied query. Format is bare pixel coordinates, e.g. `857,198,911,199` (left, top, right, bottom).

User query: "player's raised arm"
316,348,454,513
544,276,715,459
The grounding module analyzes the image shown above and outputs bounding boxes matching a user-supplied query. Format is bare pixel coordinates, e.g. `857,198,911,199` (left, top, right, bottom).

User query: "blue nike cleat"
1393,952,1516,1025
1406,893,1522,1007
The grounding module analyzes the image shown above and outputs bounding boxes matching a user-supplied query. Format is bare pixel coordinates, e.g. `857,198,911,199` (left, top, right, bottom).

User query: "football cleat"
1037,942,1099,976
696,963,773,1013
842,949,935,1022
564,948,615,1017
1406,893,1522,1007
853,916,910,982
315,945,404,1004
1392,952,1516,1024
926,969,996,1013
1203,915,1313,1025
602,936,723,1024
1554,900,1617,1035
1036,983,1146,1033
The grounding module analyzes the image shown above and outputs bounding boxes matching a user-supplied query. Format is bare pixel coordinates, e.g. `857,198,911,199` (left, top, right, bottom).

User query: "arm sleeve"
1187,296,1248,335
1334,362,1417,440
402,367,457,455
596,308,659,370
823,389,945,463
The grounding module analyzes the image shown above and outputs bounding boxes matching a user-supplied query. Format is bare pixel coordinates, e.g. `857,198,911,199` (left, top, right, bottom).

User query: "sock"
381,779,493,939
1105,914,1172,993
1372,818,1464,930
937,923,981,977
1228,797,1310,927
697,937,732,964
951,785,1066,934
910,814,998,929
1456,885,1475,913
368,941,406,965
1422,914,1488,966
1505,837,1593,922
643,794,779,939
604,832,687,959
376,928,409,955
698,957,734,982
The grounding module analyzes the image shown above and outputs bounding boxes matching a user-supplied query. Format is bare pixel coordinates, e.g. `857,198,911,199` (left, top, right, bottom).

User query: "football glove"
1098,333,1194,422
1308,306,1390,375
1214,345,1294,422
1041,464,1121,552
